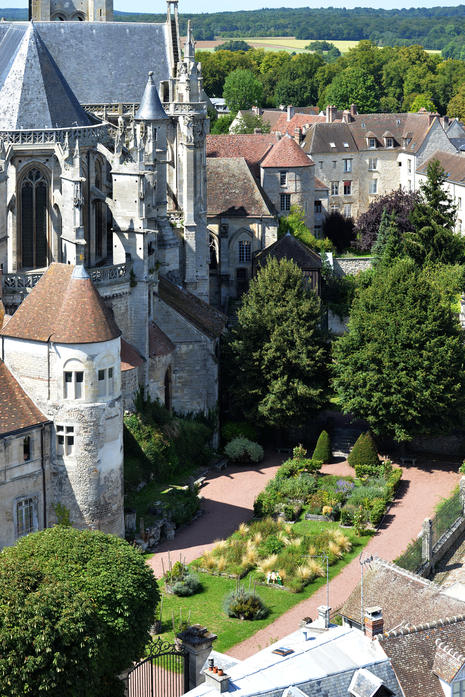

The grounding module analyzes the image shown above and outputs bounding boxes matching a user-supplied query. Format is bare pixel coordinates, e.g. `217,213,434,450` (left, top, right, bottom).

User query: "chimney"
326,105,337,123
318,605,331,629
364,607,384,639
342,109,353,123
443,115,450,128
294,127,302,143
428,112,440,126
252,105,260,116
350,103,358,117
204,667,230,693
287,105,295,121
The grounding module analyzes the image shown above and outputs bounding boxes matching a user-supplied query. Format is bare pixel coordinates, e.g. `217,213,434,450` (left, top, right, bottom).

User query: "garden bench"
400,456,416,466
215,459,228,471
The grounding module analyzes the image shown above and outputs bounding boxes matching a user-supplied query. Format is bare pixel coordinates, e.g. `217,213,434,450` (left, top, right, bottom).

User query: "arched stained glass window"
21,168,48,269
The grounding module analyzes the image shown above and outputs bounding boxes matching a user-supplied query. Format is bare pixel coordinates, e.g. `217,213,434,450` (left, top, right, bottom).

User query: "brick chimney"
294,127,302,143
342,109,353,123
287,105,295,121
326,105,337,123
364,607,384,639
350,103,358,117
428,112,440,126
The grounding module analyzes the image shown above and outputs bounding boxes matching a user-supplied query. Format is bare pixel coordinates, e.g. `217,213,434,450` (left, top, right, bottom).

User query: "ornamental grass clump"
225,437,264,463
224,581,269,620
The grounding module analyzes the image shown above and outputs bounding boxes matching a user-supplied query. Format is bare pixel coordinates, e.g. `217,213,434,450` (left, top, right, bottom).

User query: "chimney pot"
326,105,337,123
364,606,384,639
204,670,231,693
350,103,358,116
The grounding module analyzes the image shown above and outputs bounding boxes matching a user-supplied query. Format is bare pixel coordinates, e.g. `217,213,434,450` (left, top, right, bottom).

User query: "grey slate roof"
135,71,167,121
0,21,170,105
0,23,91,129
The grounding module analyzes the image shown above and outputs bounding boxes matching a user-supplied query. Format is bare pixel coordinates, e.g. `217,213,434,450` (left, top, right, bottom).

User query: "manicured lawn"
155,520,371,653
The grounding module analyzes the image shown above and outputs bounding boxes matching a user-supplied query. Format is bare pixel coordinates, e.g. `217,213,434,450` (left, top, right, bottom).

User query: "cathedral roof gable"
0,23,91,130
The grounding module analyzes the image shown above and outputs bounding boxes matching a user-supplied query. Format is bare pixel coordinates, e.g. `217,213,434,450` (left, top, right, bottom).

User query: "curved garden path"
148,453,461,659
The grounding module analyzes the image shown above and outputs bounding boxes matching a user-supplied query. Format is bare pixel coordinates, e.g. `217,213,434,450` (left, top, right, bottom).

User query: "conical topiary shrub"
312,430,331,463
348,432,380,472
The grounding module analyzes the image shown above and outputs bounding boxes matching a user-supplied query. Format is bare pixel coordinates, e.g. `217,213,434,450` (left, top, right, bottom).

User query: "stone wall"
333,256,373,277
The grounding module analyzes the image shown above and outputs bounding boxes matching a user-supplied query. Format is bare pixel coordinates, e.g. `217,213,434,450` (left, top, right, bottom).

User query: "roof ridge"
380,614,465,640
435,638,465,664
371,555,433,587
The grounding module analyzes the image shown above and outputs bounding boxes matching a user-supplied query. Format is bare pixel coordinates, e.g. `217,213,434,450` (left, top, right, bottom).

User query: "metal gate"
126,638,189,697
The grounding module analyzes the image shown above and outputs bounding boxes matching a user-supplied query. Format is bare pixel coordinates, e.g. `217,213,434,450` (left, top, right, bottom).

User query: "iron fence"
126,638,189,697
432,488,462,548
395,534,423,572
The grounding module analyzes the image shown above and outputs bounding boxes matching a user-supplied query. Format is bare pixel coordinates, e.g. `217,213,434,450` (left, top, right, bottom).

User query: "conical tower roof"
0,23,91,130
135,71,168,121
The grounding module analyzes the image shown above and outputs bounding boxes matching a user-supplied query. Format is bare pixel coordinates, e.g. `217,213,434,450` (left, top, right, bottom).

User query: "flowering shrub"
225,437,264,463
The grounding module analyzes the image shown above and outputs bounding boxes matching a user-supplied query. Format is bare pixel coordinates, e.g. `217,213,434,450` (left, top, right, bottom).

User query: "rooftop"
341,557,465,631
158,277,227,340
255,234,322,270
417,150,465,184
0,360,49,436
149,322,175,357
206,133,278,178
261,135,313,169
207,158,274,217
1,263,121,344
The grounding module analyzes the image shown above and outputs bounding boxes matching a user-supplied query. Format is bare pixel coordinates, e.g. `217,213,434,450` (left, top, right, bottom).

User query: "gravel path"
147,453,460,660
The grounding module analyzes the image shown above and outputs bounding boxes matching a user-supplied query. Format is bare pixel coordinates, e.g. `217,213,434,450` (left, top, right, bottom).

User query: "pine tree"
406,159,464,266
228,258,328,430
333,258,465,442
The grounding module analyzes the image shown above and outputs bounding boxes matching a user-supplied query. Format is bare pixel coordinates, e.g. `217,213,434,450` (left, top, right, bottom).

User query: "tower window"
56,425,75,456
23,436,31,462
64,370,84,399
98,367,115,398
280,171,287,186
20,168,49,269
280,193,291,211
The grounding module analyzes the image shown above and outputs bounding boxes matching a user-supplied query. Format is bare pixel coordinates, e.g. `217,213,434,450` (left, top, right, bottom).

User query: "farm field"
191,37,360,53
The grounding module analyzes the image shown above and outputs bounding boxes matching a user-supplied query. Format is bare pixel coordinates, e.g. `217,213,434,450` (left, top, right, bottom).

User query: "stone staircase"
331,425,365,458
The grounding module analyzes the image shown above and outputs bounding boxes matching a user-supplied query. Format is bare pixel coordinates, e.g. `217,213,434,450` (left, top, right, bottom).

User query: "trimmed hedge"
312,430,332,463
348,432,380,469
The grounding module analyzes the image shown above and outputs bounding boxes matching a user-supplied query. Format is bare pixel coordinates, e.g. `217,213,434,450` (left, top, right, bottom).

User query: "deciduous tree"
223,68,264,112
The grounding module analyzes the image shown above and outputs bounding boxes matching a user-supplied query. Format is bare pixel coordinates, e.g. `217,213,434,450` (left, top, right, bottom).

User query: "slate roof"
206,134,279,178
0,360,49,436
121,338,145,372
255,234,322,270
1,263,121,344
380,615,465,697
149,322,175,357
340,557,465,631
304,112,442,155
207,158,274,217
273,112,325,136
0,21,170,105
0,23,91,130
135,71,167,121
417,150,465,184
158,277,227,339
261,136,313,168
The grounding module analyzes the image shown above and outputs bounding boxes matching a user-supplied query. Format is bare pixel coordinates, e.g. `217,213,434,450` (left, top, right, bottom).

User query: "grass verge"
155,520,372,653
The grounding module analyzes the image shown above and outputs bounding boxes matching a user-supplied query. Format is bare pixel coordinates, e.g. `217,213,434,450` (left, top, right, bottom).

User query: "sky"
4,0,465,13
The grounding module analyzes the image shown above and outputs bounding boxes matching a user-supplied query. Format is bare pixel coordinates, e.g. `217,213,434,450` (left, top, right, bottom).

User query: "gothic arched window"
20,168,49,269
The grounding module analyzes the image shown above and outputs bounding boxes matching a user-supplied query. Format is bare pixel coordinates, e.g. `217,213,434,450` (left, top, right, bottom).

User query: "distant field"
192,37,360,54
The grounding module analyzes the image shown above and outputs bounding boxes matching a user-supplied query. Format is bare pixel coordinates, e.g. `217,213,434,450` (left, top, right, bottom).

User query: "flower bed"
192,517,352,593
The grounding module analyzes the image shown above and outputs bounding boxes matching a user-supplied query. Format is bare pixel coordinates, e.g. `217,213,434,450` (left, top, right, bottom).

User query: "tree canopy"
227,258,328,429
355,189,421,252
215,40,252,52
0,526,159,697
333,258,465,442
223,68,264,112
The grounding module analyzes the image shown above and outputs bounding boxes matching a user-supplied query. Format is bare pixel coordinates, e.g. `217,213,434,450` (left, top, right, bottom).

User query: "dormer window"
343,142,349,148
368,138,376,149
329,142,336,148
385,137,394,148
453,679,465,696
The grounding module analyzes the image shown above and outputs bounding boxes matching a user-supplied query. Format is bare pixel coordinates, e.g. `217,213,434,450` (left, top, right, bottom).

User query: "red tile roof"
273,112,325,136
1,263,121,344
0,360,49,435
121,338,145,372
261,135,313,168
206,133,278,178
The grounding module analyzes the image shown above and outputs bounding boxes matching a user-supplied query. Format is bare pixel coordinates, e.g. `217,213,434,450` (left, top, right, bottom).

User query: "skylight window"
343,142,349,148
329,142,336,148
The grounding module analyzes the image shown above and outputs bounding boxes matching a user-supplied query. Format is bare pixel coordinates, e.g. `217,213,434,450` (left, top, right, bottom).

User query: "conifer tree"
406,159,464,266
228,258,328,430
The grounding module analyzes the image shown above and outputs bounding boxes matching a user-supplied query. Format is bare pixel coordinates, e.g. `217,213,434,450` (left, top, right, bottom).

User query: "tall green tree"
0,526,159,697
406,158,464,266
228,258,328,429
223,68,263,112
333,258,465,442
372,210,404,266
322,66,380,113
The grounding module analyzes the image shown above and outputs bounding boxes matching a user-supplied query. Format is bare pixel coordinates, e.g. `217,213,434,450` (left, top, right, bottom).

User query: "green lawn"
156,520,371,653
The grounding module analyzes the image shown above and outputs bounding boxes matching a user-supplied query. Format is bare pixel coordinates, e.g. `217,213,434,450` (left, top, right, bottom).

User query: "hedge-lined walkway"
147,453,460,659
